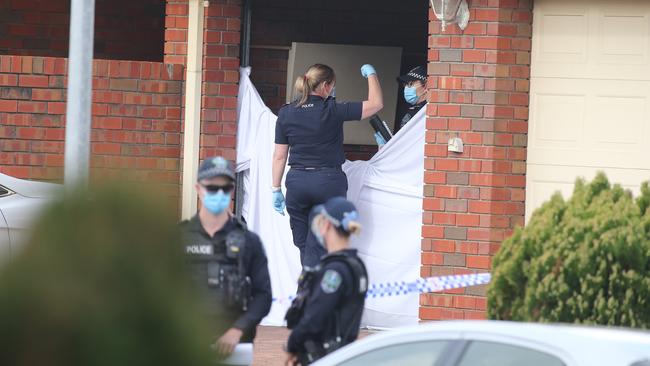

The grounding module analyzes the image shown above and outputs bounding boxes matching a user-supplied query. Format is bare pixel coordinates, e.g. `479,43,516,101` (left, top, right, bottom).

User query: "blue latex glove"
360,64,376,78
374,132,386,146
272,190,285,215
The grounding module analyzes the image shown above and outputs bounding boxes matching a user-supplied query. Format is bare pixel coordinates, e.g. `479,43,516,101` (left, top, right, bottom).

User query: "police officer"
180,156,272,359
284,197,368,365
374,65,428,146
272,63,383,267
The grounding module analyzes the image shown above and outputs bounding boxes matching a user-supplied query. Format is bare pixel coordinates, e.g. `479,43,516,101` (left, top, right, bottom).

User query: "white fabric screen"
236,68,424,327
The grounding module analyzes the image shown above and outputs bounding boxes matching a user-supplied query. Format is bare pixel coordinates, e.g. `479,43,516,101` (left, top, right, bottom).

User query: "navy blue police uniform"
286,249,367,364
275,95,362,267
180,215,272,342
398,101,426,130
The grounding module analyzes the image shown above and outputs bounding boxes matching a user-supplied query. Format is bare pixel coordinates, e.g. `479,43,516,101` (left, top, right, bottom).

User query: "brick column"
200,0,241,161
420,0,532,320
164,0,241,162
164,0,189,65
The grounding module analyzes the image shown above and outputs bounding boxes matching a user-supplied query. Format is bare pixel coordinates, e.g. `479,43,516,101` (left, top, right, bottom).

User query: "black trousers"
285,167,347,267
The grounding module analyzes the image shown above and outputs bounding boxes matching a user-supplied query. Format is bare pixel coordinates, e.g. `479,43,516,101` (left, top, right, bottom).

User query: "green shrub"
0,185,214,366
487,173,650,328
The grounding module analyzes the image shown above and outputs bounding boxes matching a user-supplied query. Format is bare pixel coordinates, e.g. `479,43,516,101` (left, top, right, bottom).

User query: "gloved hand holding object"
374,132,386,146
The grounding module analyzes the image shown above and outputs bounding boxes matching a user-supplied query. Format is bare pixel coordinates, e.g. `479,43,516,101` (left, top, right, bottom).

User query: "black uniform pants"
285,167,347,267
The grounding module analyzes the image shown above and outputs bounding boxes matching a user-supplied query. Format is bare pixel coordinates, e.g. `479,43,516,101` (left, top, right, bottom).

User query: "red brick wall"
0,55,184,203
200,1,241,162
164,0,240,163
164,0,190,65
420,0,532,320
0,0,165,61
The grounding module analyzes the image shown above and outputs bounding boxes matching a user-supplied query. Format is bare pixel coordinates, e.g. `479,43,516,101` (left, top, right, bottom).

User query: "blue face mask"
404,86,419,105
202,191,231,215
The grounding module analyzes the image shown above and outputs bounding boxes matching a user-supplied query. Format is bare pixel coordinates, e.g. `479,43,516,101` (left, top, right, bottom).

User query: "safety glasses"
201,183,235,194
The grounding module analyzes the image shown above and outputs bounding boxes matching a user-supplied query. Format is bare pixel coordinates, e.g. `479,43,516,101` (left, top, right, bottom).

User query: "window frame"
0,185,14,198
335,339,461,366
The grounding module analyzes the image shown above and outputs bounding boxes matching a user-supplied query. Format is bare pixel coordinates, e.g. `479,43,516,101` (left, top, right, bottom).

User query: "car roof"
316,321,650,366
0,173,61,198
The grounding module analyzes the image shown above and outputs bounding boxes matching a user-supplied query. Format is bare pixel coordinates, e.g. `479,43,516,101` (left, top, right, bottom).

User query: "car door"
0,193,51,256
0,185,12,261
333,340,455,366
453,340,567,366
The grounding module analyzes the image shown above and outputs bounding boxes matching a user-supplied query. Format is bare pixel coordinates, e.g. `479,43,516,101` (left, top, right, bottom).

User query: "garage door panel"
592,95,646,147
599,10,649,65
525,165,650,219
535,5,588,65
533,0,650,81
530,92,585,150
528,0,650,221
528,78,650,170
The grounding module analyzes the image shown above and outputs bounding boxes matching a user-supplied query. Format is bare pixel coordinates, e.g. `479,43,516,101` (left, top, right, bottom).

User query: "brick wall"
0,0,165,61
420,0,532,320
164,0,241,163
0,55,184,205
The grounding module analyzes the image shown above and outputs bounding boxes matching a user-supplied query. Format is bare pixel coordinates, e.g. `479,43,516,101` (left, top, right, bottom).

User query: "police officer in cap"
180,156,272,359
374,65,428,146
284,197,368,365
272,63,383,268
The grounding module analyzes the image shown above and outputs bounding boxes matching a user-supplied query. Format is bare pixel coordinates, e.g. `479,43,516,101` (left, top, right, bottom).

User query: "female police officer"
284,197,368,365
271,63,383,267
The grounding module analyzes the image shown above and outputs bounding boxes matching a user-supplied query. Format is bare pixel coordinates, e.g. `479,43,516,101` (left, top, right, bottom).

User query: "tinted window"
0,186,10,197
457,341,565,366
339,341,449,366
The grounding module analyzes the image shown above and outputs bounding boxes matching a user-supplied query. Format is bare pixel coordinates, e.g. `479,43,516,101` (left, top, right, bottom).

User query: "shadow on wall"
0,0,165,61
0,184,216,366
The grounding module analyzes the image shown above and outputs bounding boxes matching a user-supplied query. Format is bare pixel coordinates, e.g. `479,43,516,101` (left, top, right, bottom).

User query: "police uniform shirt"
180,215,272,342
287,249,365,353
275,95,362,168
399,100,426,130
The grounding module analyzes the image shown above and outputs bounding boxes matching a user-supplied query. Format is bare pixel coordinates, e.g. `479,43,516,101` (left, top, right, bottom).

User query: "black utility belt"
291,166,341,171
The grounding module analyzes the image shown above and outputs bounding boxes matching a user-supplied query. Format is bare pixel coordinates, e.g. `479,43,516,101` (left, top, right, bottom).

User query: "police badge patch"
320,269,342,294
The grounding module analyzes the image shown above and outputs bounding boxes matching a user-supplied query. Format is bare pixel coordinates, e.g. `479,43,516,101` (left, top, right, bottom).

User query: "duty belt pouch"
207,262,223,287
285,266,320,329
300,340,327,366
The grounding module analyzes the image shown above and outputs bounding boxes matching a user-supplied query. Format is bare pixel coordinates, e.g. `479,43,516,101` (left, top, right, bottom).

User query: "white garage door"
527,0,650,220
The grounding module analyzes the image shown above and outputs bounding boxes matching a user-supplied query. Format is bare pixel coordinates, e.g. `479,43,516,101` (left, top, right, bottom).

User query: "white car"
0,173,60,260
313,321,650,366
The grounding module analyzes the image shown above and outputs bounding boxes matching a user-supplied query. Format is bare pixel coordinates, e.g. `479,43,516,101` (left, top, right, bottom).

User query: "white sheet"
236,67,424,327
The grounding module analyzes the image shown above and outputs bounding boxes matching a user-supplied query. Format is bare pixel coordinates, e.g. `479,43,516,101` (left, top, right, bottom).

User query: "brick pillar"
200,0,241,161
164,0,189,65
164,0,241,162
420,0,532,320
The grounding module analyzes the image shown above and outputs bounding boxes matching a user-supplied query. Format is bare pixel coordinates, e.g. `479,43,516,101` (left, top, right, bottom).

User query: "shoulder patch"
320,269,342,294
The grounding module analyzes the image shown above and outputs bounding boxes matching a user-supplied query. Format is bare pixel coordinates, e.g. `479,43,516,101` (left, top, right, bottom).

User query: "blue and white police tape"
272,273,491,304
366,273,491,298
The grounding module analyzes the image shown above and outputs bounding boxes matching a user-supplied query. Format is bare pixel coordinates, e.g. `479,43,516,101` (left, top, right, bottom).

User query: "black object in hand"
369,115,393,142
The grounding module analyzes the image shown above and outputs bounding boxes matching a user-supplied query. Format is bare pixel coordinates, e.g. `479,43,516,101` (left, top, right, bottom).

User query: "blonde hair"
293,64,335,107
314,213,362,238
345,221,362,236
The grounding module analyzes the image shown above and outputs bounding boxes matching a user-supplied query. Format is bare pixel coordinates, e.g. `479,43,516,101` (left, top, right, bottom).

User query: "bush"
487,173,650,328
0,185,215,366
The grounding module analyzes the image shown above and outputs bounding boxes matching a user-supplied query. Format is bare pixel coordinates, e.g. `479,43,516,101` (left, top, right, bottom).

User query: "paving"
252,326,373,366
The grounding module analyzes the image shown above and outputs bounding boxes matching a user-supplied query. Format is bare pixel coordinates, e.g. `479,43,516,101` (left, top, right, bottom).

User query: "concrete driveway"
252,326,372,366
